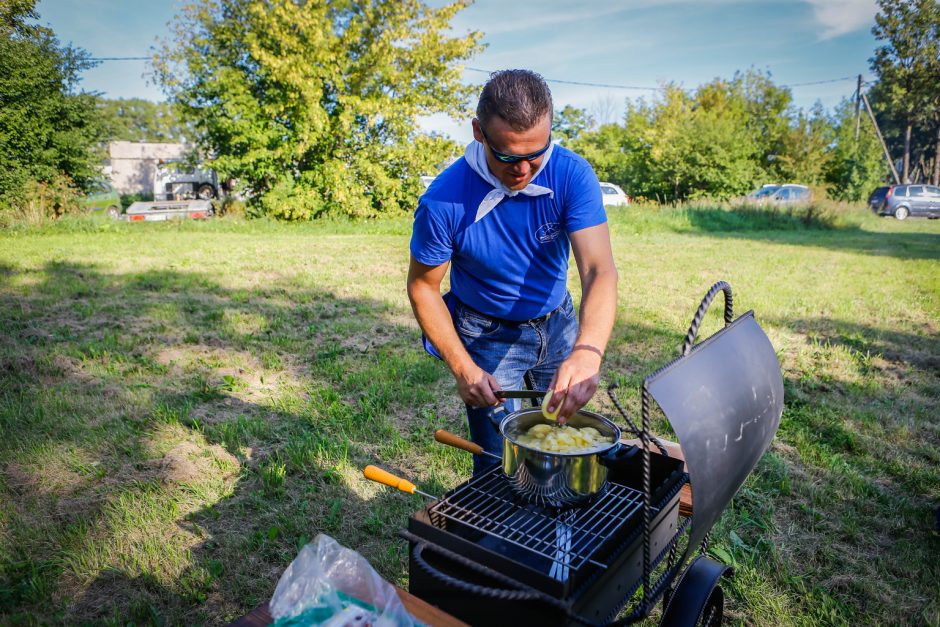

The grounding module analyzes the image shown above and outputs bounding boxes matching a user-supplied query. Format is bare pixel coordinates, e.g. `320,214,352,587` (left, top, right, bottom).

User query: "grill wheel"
699,585,724,626
659,556,729,627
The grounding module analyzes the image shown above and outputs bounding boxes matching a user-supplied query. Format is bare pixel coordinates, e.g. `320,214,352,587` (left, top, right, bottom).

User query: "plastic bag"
269,534,419,627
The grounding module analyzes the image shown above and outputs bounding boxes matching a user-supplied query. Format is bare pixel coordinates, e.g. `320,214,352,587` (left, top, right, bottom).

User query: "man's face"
472,114,552,191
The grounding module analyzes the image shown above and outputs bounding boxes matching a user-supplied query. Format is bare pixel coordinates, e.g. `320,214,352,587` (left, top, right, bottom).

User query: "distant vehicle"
878,184,940,220
746,184,811,205
420,175,436,190
599,182,629,206
746,185,781,200
125,199,214,222
771,184,812,203
154,161,219,201
81,180,121,219
867,186,890,213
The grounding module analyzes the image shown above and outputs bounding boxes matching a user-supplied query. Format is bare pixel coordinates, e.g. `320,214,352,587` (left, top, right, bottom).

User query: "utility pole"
854,74,863,143
861,91,901,185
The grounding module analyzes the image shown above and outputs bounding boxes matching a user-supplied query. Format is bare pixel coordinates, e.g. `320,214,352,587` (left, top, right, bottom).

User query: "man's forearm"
408,284,476,377
574,266,618,357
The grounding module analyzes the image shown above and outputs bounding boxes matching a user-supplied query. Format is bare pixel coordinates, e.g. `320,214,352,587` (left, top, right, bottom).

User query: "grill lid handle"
681,280,733,356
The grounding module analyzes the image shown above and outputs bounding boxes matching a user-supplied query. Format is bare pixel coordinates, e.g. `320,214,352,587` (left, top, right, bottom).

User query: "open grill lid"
644,282,784,563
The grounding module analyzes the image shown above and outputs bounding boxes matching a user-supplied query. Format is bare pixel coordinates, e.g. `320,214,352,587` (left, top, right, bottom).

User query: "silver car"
880,184,940,220
745,184,811,205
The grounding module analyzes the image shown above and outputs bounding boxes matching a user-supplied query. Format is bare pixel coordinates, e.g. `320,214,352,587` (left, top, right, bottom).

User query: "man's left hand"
547,348,603,421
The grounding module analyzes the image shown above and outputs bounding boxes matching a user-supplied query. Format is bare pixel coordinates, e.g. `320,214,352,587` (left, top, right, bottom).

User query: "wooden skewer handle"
363,465,416,494
434,429,484,455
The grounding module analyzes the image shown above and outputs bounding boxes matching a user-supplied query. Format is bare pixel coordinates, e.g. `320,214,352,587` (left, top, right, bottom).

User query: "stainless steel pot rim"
498,407,622,458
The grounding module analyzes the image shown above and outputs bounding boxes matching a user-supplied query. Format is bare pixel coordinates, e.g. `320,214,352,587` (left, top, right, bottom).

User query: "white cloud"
803,0,878,39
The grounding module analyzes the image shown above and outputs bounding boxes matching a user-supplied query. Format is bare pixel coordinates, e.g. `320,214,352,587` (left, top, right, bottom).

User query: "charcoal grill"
369,281,784,626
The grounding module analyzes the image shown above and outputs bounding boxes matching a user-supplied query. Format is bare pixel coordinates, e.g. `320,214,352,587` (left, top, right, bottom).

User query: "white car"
599,182,629,206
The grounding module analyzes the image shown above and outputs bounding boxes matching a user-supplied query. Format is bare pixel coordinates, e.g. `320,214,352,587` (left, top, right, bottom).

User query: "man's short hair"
476,69,553,131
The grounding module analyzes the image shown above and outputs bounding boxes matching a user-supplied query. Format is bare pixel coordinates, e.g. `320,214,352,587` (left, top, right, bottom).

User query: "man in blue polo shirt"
407,69,618,474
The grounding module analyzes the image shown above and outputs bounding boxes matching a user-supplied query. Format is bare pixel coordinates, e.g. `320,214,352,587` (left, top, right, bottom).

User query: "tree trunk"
902,121,912,183
933,124,940,186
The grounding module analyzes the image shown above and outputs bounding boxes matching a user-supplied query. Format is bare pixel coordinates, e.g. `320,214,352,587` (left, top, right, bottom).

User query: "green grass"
0,205,938,625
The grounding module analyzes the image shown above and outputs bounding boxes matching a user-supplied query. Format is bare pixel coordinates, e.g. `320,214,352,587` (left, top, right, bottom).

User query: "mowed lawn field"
1,207,938,625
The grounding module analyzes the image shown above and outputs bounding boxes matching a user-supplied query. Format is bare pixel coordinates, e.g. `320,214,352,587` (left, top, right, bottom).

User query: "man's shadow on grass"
0,260,467,624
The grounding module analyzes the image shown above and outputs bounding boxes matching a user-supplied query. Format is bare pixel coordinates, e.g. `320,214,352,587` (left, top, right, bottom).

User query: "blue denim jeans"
454,292,579,475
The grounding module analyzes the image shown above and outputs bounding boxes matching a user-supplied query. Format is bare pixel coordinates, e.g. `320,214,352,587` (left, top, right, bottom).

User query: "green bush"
120,192,154,210
212,196,247,218
0,175,82,228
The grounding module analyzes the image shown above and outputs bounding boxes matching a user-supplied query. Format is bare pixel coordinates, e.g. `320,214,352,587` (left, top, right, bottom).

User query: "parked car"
745,184,811,205
599,182,629,206
746,184,780,201
80,180,121,219
772,184,812,203
746,184,781,197
867,186,890,213
878,184,940,220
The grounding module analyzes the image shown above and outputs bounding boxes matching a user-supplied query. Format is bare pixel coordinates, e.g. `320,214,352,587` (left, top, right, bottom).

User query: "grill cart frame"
393,281,784,626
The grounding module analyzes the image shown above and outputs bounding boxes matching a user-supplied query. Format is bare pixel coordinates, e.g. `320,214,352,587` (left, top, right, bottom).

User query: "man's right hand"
456,365,502,407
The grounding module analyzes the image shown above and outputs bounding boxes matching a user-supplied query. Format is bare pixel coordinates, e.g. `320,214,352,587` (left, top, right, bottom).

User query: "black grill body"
405,448,687,626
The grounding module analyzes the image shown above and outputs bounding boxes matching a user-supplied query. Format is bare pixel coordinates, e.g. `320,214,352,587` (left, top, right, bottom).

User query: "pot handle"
681,281,733,356
599,442,639,467
434,429,484,455
434,430,502,461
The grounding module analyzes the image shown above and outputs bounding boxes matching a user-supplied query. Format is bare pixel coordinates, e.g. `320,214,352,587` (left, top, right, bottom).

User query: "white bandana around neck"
464,141,554,223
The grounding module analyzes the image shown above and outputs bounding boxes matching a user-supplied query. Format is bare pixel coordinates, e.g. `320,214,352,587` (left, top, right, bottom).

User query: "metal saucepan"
435,407,634,507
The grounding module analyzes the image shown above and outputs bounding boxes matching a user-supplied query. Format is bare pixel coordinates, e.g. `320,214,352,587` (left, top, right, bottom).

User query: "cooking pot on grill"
436,407,637,507
499,407,635,506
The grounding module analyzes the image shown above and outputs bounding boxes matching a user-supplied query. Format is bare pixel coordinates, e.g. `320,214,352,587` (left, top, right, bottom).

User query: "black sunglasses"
479,124,552,164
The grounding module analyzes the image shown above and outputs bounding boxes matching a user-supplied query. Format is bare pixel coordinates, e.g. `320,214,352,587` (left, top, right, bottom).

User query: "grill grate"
427,469,646,578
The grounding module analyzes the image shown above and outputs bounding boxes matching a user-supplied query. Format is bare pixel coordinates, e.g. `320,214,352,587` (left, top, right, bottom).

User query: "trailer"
125,199,214,222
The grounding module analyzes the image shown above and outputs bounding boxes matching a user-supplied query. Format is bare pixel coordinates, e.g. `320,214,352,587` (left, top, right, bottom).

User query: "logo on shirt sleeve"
535,222,562,243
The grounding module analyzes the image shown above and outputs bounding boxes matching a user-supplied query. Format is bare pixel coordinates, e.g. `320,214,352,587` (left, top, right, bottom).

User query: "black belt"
462,300,562,327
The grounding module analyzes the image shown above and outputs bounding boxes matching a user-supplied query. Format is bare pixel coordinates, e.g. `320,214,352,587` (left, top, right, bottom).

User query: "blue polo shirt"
410,145,606,321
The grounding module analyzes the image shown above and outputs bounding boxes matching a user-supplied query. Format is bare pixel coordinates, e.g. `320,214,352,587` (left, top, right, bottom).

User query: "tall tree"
0,0,105,209
921,5,940,184
97,98,190,143
552,105,594,144
154,0,481,219
870,0,940,183
826,98,889,200
734,69,794,183
567,123,631,188
773,102,833,185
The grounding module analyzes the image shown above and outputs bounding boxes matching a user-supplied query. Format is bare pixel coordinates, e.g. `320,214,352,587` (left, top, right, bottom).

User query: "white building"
107,141,188,196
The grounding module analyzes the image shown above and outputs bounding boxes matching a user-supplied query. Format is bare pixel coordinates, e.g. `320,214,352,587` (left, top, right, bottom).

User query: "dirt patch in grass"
158,442,239,486
5,456,89,496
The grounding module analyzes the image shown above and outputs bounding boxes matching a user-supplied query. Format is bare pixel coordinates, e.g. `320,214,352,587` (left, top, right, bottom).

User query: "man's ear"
471,118,484,143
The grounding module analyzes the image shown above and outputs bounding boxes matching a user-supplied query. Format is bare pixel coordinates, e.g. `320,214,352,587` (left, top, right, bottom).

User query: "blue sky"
37,0,880,145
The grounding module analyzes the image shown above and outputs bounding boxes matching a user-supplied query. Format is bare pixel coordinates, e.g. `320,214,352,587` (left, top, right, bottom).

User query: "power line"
91,57,866,92
465,66,863,91
465,66,658,91
783,75,858,87
89,56,150,61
